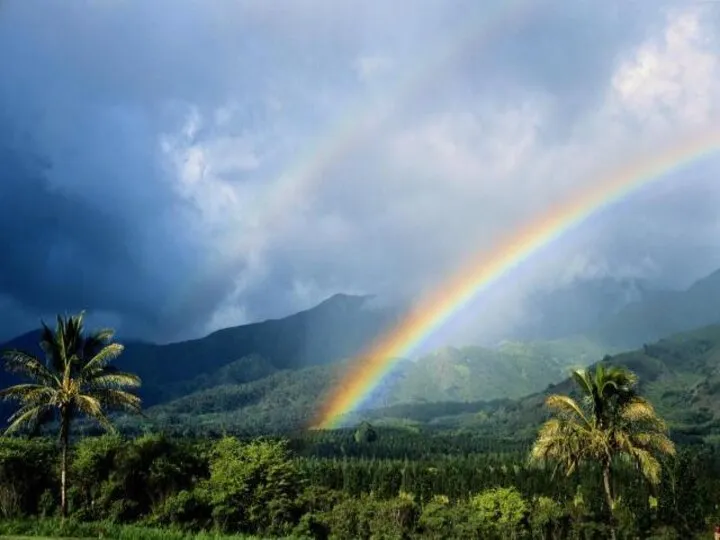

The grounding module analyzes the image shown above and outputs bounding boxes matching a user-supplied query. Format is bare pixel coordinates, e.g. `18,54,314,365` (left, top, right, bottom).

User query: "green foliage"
354,421,377,444
531,364,675,539
0,432,719,538
0,518,258,538
392,338,608,404
129,323,720,439
469,487,529,538
0,437,56,518
206,437,303,535
528,496,564,539
0,312,142,435
0,313,143,517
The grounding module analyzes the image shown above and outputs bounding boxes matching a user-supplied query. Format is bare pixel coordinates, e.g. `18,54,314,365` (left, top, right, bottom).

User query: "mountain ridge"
5,268,720,434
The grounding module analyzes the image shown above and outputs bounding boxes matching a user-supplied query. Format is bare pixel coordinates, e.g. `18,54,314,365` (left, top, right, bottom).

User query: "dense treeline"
289,428,533,459
1,432,720,539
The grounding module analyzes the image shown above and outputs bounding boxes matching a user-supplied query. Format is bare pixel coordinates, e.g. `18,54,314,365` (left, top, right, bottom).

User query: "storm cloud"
1,0,719,343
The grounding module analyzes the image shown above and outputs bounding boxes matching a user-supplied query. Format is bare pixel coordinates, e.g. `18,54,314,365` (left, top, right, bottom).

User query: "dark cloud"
0,0,718,345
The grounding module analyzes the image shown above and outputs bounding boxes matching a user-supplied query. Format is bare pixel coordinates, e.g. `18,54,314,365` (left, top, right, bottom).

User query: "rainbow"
173,2,537,319
258,0,536,224
313,130,720,429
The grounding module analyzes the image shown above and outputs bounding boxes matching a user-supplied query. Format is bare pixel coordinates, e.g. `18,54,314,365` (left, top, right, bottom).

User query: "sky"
1,0,720,343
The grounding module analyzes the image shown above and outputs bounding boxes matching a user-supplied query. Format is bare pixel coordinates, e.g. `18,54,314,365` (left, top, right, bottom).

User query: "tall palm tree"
0,312,142,517
530,364,675,539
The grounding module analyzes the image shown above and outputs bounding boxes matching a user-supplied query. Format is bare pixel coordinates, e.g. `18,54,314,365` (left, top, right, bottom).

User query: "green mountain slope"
133,337,608,435
356,324,720,439
388,337,609,403
7,267,720,435
0,294,400,408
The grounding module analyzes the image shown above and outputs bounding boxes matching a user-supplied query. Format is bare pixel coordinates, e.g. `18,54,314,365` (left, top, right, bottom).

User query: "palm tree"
0,312,142,517
530,364,675,539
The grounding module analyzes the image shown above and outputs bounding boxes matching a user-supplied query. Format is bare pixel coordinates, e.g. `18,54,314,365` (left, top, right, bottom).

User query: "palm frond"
628,447,663,485
571,369,594,398
545,395,593,429
74,394,115,432
81,343,125,374
4,404,53,435
0,383,55,404
531,420,590,476
1,313,141,442
82,328,115,361
620,398,663,425
86,370,141,390
1,350,59,386
92,388,142,413
535,363,673,494
86,327,115,345
631,431,676,456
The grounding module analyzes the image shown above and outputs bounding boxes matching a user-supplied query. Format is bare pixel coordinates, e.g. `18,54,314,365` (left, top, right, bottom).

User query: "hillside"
0,293,400,407
131,336,608,435
354,324,720,440
510,276,649,341
386,337,609,403
593,269,720,347
5,268,720,435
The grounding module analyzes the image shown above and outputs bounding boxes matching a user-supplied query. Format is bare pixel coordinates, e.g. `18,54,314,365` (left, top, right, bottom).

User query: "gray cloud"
0,0,719,345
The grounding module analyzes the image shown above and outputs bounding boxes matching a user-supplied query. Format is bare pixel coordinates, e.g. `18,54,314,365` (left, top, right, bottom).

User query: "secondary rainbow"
313,131,720,429
174,3,538,320
256,0,536,224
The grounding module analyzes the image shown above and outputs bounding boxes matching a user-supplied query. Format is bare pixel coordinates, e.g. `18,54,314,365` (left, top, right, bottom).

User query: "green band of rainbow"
313,131,720,429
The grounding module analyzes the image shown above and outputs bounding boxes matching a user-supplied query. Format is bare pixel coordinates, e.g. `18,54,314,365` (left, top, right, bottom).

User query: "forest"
1,314,719,539
1,431,719,539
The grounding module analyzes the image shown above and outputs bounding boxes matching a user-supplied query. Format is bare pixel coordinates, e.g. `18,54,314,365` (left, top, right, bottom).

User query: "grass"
0,520,268,540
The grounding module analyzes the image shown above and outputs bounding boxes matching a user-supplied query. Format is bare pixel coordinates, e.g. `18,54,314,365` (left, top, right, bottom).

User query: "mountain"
0,293,401,407
594,269,720,347
6,267,720,436
385,337,609,404
354,323,720,440
501,269,720,348
122,336,608,435
511,276,650,341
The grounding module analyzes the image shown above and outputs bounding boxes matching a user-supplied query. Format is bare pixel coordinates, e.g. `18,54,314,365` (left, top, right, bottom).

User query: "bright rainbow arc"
313,131,720,430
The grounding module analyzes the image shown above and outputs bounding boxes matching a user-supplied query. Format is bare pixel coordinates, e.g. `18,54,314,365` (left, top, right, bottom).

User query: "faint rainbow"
313,130,720,429
173,2,537,323
259,0,537,222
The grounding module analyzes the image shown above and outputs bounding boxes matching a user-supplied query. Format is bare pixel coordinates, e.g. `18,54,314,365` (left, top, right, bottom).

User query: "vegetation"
530,365,676,539
0,430,718,538
4,312,720,538
345,324,720,439
0,313,142,516
385,337,609,404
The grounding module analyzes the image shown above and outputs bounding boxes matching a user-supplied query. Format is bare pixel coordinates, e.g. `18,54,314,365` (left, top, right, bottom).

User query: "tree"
0,312,142,517
354,421,377,444
530,364,675,540
206,437,303,535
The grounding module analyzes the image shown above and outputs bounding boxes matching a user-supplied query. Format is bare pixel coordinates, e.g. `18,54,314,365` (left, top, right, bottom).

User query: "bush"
206,436,304,535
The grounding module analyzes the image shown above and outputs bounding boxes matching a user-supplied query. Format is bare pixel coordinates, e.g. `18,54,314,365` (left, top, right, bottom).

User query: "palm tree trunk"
60,408,69,519
602,463,617,540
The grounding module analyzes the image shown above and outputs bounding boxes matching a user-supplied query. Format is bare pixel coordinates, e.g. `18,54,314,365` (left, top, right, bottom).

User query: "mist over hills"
593,268,720,347
510,276,650,341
